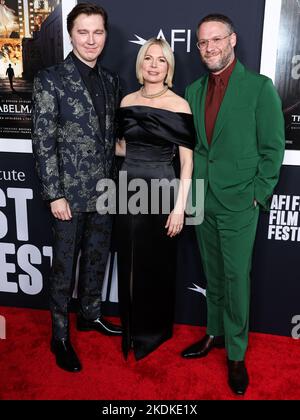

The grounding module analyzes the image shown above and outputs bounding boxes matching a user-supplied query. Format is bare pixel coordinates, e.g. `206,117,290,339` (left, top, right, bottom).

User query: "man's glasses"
196,33,233,50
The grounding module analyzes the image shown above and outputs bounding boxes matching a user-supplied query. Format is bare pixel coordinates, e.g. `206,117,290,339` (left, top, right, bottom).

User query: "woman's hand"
165,209,184,237
115,139,126,156
166,145,192,237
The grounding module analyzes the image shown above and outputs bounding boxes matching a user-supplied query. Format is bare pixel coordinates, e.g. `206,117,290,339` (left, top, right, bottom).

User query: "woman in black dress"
116,38,195,360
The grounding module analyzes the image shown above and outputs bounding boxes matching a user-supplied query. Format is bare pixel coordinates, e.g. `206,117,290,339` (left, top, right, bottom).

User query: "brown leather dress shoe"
181,334,225,358
227,359,249,395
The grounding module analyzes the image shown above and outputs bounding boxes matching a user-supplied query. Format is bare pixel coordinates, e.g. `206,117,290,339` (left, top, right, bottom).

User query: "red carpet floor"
0,306,299,400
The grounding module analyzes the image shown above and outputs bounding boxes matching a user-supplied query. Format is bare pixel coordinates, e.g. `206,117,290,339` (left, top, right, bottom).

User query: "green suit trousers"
196,188,259,360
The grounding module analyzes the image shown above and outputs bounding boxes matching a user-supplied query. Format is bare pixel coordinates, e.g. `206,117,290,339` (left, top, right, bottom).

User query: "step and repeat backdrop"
0,0,299,338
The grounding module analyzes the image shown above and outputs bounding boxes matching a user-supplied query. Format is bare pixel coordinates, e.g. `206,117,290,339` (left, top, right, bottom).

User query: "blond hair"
136,38,175,87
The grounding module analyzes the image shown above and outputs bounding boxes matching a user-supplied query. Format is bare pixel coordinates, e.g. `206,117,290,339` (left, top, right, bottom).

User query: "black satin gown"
116,106,195,360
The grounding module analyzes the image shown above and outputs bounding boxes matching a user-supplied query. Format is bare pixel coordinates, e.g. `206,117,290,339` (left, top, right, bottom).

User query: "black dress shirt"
71,52,106,138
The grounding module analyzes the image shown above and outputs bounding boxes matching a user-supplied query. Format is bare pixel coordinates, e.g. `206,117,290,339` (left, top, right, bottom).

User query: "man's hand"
50,198,72,221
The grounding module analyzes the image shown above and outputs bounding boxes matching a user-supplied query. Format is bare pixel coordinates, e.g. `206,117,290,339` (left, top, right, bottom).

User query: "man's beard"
202,47,233,73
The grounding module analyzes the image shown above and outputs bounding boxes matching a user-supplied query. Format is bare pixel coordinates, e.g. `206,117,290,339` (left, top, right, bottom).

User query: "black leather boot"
181,335,225,358
77,315,122,336
50,338,82,372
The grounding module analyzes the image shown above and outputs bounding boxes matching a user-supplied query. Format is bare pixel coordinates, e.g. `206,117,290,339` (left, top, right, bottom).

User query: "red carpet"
0,306,299,400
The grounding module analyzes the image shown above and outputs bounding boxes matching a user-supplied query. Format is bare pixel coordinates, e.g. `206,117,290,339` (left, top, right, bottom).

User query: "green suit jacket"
186,60,285,211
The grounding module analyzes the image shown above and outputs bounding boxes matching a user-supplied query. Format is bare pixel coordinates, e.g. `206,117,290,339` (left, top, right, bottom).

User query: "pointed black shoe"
50,338,82,373
77,315,122,336
181,335,225,358
227,360,249,395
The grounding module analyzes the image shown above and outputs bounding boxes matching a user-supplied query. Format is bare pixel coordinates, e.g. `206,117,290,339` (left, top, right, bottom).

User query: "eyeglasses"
196,33,232,50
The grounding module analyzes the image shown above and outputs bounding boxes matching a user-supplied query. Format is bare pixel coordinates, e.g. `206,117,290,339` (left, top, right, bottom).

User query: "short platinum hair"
136,38,175,87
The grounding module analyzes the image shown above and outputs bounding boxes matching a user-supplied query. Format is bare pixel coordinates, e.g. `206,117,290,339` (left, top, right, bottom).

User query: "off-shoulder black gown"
117,106,195,360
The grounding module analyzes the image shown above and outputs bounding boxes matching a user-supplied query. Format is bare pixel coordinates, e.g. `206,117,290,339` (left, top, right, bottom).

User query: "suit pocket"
236,156,260,170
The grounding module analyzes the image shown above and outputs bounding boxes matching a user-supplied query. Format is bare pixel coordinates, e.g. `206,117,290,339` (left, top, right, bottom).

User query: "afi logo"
291,315,300,339
188,283,206,297
130,29,192,52
0,315,6,339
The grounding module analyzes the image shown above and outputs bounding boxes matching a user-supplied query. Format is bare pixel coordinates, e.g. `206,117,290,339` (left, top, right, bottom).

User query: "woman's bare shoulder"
120,91,141,107
165,92,192,114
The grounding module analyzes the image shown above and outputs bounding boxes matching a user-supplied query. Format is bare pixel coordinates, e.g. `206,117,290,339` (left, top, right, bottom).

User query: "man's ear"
230,32,237,48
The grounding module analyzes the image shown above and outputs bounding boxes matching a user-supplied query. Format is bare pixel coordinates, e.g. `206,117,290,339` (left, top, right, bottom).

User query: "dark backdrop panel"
251,166,300,336
0,153,52,308
84,0,265,96
175,226,207,326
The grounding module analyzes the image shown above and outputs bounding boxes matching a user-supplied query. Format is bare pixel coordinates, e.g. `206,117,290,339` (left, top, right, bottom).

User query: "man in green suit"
181,14,285,395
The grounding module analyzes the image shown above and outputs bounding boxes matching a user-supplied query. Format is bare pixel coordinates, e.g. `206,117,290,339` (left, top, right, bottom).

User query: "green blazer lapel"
196,76,209,150
211,60,245,146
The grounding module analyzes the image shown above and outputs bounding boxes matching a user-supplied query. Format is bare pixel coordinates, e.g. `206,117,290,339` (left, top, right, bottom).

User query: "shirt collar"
210,57,237,85
71,51,98,77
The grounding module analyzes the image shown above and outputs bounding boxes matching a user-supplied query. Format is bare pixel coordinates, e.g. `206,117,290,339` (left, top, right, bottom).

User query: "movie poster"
261,0,300,164
274,0,300,150
0,0,62,140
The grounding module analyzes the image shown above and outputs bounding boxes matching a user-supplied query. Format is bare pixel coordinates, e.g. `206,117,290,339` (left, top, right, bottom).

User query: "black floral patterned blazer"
32,53,120,212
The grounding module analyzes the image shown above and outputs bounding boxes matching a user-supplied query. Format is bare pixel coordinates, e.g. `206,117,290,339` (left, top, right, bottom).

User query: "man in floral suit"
32,3,121,373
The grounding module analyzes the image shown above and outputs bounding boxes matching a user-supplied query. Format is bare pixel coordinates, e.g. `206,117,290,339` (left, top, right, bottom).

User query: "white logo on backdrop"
129,34,147,46
130,29,192,52
188,283,206,298
291,315,300,339
0,187,53,295
268,195,300,242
